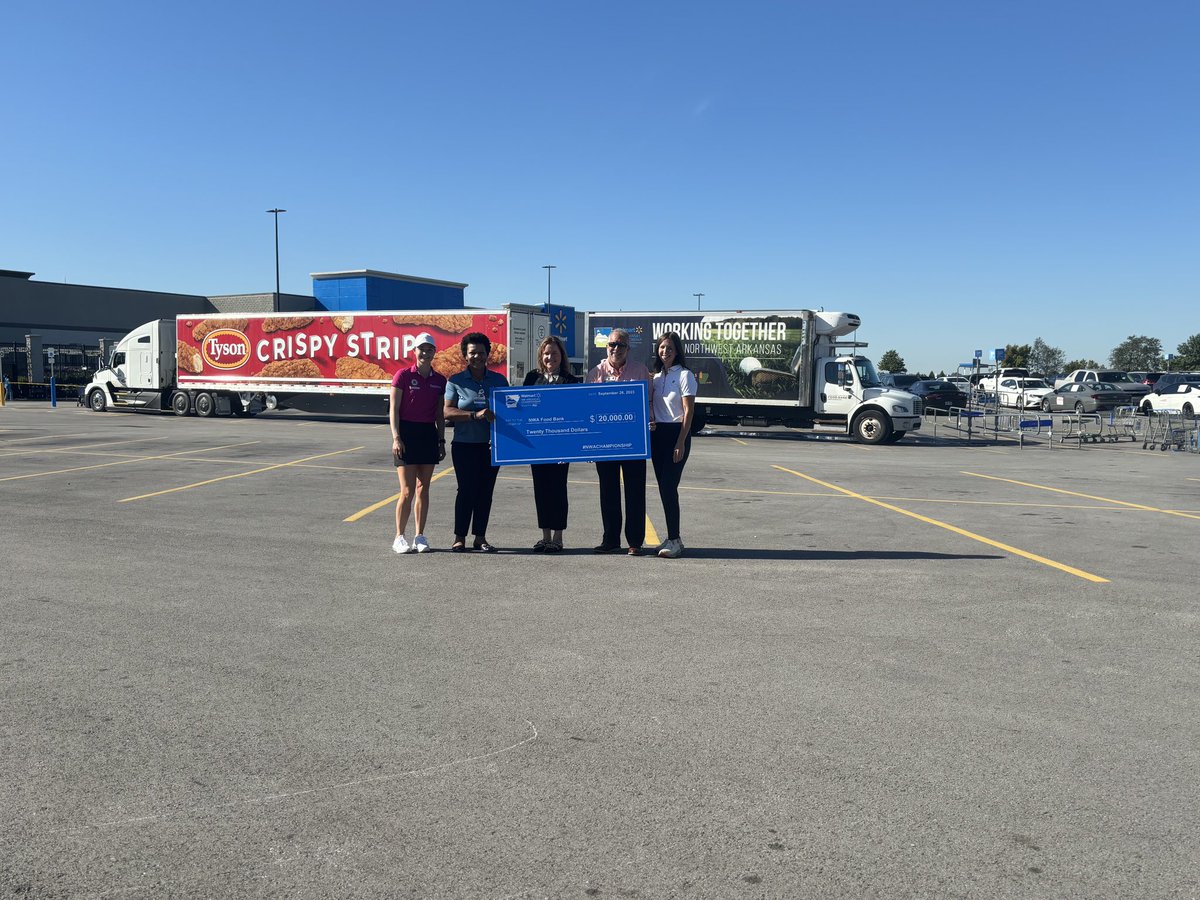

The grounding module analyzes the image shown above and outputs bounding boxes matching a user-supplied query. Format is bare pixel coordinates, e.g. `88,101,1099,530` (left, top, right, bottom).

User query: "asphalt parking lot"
2,403,1198,898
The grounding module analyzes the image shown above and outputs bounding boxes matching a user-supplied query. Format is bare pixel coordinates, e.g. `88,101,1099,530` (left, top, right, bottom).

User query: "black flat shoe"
593,543,621,554
474,540,497,553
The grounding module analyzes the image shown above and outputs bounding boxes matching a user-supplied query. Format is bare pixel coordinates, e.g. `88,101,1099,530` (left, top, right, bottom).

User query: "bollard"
0,377,6,407
50,377,57,408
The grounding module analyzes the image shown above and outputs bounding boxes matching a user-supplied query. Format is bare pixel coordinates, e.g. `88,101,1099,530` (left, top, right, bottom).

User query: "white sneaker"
392,535,411,554
658,538,683,559
413,535,431,553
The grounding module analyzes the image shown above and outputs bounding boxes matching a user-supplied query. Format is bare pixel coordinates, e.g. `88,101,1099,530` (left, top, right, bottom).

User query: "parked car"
1141,382,1200,416
1127,371,1165,387
881,372,922,390
1148,372,1200,393
945,375,971,391
1041,381,1130,413
995,377,1054,409
908,379,969,412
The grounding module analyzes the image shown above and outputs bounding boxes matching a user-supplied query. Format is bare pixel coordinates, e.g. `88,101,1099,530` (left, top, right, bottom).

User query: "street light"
542,265,556,305
267,208,287,312
693,292,705,310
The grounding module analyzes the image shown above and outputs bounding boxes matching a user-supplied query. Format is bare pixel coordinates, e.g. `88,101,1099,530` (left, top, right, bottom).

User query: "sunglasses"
607,341,628,349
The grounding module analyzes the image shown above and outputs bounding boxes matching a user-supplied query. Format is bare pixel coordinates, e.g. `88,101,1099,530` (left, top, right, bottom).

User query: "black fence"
3,381,87,403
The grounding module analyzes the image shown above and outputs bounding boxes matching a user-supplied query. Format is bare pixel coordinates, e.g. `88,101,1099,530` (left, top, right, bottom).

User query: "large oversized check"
490,382,650,466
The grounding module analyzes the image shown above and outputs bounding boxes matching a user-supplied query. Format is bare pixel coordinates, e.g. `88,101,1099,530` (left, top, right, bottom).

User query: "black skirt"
395,420,439,466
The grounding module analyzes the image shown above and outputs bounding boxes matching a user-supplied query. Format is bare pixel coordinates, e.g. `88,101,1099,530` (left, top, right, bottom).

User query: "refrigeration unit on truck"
585,310,922,444
84,306,550,417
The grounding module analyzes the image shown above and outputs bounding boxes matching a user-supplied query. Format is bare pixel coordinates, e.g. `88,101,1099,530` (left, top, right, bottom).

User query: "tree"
1003,343,1031,369
1109,335,1162,370
1062,358,1101,372
1172,334,1200,370
878,350,905,373
1028,337,1065,376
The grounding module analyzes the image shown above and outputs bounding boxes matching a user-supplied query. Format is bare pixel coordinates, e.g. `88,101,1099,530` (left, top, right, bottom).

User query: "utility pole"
267,208,287,312
693,292,704,310
542,265,556,305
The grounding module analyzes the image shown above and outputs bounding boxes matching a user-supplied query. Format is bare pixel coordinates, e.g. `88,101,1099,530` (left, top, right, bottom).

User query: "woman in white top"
649,331,697,558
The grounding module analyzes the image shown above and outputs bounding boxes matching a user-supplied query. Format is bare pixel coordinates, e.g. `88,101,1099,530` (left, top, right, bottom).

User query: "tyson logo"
201,329,252,370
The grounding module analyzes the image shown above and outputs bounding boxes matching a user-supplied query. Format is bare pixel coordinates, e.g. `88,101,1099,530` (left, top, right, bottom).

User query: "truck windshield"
855,358,883,388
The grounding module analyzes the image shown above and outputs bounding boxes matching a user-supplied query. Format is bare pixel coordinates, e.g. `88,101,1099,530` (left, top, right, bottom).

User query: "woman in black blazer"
523,335,580,552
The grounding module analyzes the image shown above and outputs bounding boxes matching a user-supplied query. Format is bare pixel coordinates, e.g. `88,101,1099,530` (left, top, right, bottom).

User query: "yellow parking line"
773,465,1109,583
0,441,261,483
731,438,749,446
644,516,661,547
962,472,1200,521
120,447,363,502
343,468,456,522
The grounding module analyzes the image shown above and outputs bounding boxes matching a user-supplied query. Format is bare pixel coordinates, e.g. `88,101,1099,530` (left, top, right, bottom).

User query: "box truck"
586,310,922,443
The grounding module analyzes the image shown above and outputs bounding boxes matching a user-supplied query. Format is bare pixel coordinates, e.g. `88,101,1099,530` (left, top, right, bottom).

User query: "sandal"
545,540,563,553
532,539,548,553
473,540,497,553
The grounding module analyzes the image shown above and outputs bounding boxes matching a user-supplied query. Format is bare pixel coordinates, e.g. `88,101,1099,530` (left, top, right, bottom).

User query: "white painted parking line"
0,441,261,483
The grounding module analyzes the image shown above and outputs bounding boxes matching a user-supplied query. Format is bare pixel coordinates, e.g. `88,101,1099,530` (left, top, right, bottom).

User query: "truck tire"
689,407,707,434
852,410,892,444
194,392,215,417
172,392,191,416
88,389,107,412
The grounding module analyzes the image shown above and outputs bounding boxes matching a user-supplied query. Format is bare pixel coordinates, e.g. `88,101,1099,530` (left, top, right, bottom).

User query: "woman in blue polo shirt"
444,332,509,552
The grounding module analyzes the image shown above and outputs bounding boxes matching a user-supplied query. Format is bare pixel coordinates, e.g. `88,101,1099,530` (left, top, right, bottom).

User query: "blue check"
490,382,651,466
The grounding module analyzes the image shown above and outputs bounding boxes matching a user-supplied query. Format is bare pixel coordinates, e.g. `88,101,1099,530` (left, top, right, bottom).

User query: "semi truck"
586,310,922,443
83,307,549,417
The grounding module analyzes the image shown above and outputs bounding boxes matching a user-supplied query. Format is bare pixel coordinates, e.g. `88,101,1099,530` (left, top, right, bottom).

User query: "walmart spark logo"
552,308,570,336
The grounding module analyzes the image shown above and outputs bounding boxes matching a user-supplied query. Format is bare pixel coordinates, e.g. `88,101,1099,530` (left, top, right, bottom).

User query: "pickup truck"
1054,369,1150,398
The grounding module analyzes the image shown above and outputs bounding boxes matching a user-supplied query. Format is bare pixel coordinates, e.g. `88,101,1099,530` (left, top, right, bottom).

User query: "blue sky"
4,0,1197,374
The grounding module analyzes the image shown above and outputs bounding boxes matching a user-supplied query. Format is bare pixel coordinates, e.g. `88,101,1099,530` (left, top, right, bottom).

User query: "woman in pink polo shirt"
389,332,447,554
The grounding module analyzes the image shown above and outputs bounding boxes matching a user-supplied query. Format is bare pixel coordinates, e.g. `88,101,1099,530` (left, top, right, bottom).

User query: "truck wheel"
172,392,191,416
88,389,107,412
195,392,215,417
689,407,707,435
852,410,892,445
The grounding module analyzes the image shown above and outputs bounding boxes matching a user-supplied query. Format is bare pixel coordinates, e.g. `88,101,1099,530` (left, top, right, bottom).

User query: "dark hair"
652,332,688,374
460,332,491,357
536,335,571,376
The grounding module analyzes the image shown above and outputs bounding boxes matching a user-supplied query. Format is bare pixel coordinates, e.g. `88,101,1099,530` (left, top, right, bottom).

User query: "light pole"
693,292,704,310
542,265,556,306
267,208,286,312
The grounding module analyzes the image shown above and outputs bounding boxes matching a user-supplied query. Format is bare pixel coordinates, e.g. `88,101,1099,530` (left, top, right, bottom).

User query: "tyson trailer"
83,306,551,417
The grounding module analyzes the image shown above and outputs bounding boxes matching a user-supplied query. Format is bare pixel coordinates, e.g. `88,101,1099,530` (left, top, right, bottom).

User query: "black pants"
595,459,646,548
651,424,690,540
531,463,570,530
452,442,499,537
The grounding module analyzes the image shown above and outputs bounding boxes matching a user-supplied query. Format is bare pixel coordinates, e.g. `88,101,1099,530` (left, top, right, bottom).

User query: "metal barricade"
1053,413,1104,447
